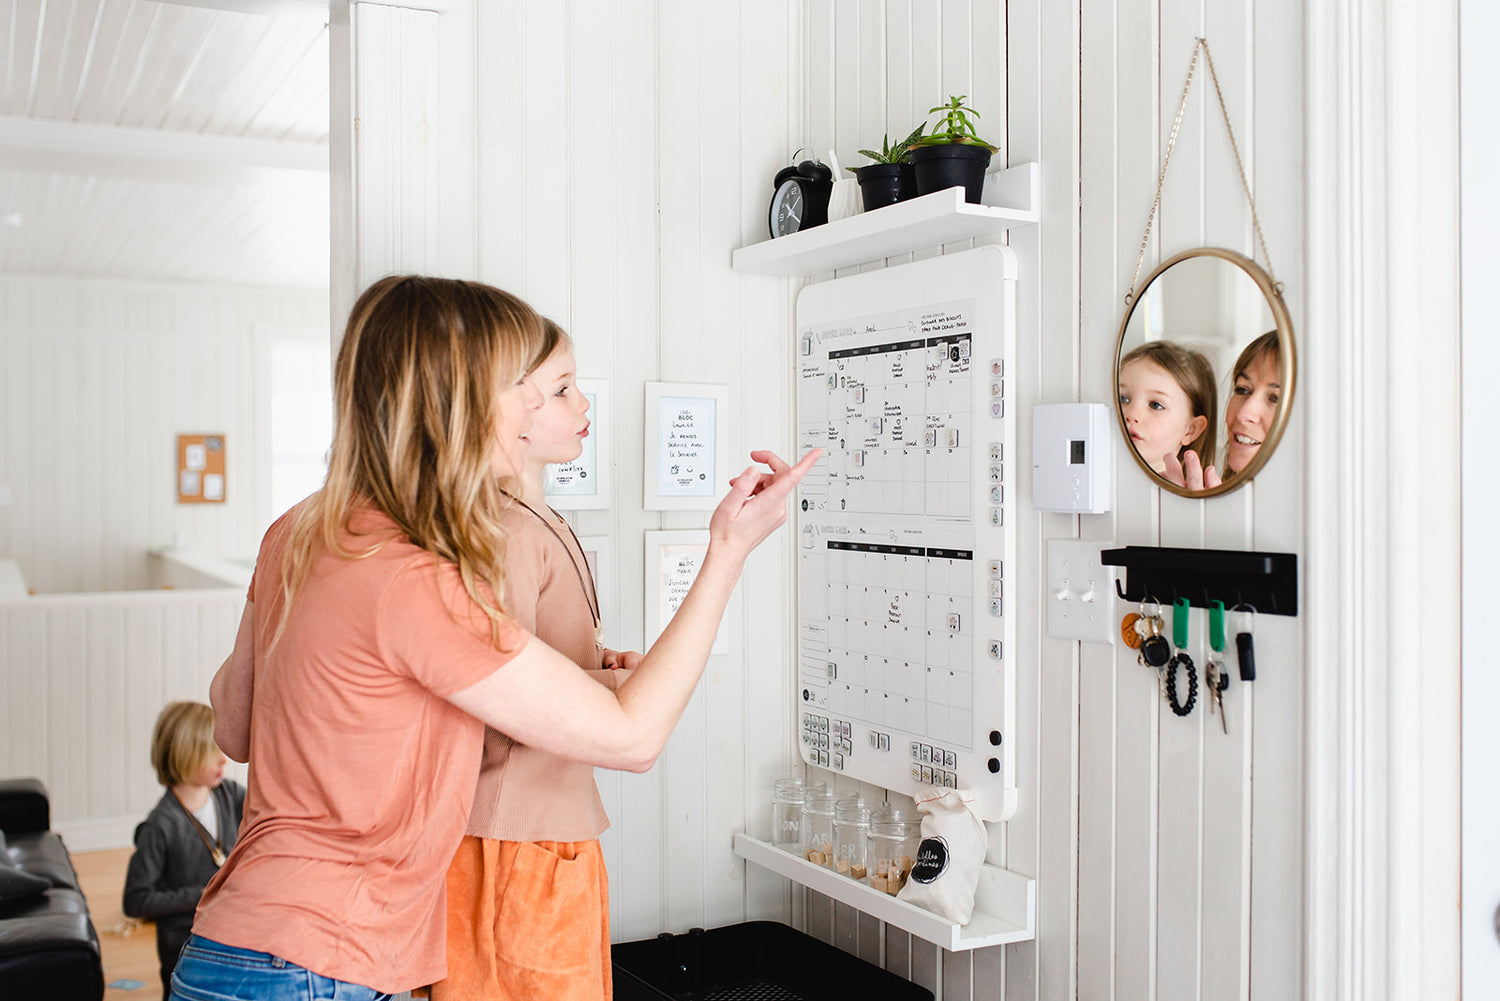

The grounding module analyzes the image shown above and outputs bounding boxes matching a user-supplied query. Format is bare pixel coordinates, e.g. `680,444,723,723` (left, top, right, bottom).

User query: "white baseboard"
54,814,140,853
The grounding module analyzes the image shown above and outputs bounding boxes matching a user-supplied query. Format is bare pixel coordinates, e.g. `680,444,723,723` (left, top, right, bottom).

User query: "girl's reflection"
1118,341,1218,479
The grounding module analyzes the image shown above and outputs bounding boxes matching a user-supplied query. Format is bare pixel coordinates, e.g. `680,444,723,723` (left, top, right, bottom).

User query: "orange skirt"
430,836,611,1001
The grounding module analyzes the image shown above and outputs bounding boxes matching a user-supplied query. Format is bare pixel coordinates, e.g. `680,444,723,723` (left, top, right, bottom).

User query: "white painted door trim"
1304,2,1463,999
1460,0,1500,991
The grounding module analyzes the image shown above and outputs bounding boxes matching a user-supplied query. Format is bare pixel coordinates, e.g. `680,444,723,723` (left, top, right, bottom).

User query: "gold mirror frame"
1113,247,1297,498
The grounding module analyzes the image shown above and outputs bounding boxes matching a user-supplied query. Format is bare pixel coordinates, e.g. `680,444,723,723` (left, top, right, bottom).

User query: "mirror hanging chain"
1125,37,1282,305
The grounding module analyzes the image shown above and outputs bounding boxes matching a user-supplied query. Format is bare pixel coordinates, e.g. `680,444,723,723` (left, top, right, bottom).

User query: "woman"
173,276,817,1001
1162,331,1281,491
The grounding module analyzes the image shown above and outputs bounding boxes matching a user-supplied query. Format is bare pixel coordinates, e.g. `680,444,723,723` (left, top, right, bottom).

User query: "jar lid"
834,796,870,824
801,788,839,815
772,777,828,803
869,803,913,835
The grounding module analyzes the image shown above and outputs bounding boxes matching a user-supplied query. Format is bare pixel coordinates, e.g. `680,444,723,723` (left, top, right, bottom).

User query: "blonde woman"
173,275,817,1001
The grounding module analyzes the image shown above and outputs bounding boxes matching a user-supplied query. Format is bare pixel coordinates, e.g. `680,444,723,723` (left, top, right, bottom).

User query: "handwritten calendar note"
645,382,728,510
659,544,705,619
656,395,716,498
645,530,725,655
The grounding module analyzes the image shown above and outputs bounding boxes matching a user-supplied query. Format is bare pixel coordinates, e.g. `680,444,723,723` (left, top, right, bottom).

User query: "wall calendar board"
795,246,1018,822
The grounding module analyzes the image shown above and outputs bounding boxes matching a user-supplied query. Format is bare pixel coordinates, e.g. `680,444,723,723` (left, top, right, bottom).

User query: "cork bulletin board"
177,434,226,504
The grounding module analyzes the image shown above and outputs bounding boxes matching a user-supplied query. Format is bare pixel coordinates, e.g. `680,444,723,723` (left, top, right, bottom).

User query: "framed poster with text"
644,382,729,510
644,530,726,656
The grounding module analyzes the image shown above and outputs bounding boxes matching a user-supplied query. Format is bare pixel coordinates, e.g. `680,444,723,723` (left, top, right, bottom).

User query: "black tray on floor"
612,920,933,1001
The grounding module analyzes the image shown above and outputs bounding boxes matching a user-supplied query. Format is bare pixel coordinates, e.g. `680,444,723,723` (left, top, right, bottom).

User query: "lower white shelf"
733,833,1035,952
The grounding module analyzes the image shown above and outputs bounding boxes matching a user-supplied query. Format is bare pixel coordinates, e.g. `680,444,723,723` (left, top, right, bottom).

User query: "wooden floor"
72,847,422,1001
73,847,164,1001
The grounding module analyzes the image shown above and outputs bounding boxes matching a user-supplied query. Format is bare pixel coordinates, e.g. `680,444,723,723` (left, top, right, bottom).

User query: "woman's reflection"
1163,331,1281,491
1118,341,1218,478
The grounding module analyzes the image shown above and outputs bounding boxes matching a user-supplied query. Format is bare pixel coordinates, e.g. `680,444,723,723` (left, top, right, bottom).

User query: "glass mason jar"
800,788,839,866
832,796,871,879
771,777,827,847
867,803,919,895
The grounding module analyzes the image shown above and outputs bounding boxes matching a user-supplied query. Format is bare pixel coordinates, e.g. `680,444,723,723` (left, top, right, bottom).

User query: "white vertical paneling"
0,276,326,594
1245,0,1306,995
699,2,758,934
446,5,1317,1001
739,0,801,932
0,590,245,849
1076,1,1119,996
653,0,705,939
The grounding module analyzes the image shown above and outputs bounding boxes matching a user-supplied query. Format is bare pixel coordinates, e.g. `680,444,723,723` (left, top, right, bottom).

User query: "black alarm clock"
769,159,833,238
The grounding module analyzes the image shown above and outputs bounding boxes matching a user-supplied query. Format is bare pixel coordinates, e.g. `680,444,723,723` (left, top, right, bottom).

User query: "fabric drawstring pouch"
896,787,988,924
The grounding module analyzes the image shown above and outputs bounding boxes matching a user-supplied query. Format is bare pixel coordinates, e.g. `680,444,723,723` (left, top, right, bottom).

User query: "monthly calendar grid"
822,543,975,751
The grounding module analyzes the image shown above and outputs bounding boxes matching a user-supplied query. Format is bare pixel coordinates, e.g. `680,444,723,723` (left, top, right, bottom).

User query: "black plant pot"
909,143,993,204
854,163,918,211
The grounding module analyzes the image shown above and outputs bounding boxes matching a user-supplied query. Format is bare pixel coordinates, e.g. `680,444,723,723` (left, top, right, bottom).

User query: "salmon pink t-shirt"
191,505,529,994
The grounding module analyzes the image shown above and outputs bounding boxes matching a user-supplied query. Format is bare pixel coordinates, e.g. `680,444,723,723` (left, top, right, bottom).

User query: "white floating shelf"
734,833,1035,952
731,162,1039,277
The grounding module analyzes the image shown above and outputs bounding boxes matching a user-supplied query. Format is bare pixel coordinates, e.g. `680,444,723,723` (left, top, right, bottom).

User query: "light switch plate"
1047,540,1117,644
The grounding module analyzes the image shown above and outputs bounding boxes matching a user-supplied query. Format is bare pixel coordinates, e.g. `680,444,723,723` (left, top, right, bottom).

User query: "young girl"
122,701,246,997
433,321,637,1001
177,275,817,1001
1117,341,1218,480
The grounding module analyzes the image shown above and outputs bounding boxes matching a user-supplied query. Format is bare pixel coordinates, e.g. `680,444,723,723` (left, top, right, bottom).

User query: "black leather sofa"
0,778,105,999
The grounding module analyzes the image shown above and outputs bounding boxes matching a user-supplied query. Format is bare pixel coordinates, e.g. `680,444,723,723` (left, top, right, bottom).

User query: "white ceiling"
0,0,330,288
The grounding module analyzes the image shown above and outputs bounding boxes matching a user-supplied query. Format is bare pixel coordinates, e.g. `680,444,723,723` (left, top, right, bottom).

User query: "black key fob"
1141,634,1172,668
1236,631,1256,681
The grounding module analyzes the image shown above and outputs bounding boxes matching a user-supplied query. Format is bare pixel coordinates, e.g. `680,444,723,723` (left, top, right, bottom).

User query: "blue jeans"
169,936,392,1001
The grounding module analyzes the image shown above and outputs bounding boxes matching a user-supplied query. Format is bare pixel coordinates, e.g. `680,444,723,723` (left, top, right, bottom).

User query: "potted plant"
909,95,997,204
854,124,924,211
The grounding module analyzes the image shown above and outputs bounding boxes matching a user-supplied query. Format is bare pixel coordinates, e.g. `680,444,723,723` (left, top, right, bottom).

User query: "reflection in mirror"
1114,249,1295,497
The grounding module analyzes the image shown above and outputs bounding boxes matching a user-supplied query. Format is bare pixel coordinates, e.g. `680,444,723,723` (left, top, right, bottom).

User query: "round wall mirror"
1113,247,1296,497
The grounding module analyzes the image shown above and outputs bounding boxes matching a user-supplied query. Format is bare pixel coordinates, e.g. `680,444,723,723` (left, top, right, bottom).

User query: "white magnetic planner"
795,245,1017,822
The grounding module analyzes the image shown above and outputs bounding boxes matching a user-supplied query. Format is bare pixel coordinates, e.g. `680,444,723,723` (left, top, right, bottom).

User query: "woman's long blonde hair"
275,275,547,649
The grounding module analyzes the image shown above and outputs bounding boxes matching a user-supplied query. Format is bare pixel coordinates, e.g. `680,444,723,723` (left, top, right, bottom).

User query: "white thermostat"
1032,403,1112,513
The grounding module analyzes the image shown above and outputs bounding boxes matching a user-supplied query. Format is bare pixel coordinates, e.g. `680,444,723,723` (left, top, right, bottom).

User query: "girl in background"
123,701,246,997
1117,340,1218,482
433,321,638,1001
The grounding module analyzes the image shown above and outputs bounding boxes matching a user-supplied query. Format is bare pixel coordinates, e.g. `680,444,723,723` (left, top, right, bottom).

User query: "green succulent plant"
857,123,927,165
914,95,998,152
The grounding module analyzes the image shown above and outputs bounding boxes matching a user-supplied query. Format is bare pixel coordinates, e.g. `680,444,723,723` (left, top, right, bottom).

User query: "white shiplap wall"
0,587,247,850
0,275,329,593
468,1,1306,999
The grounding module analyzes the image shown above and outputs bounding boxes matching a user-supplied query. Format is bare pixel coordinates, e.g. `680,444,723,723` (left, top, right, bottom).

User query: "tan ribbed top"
463,499,621,841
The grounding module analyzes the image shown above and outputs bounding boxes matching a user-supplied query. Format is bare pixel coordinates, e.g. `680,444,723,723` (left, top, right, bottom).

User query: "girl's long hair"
274,275,547,650
1121,340,1219,472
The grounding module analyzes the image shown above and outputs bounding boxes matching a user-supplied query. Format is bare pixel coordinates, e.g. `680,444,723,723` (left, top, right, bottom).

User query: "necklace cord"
502,493,602,639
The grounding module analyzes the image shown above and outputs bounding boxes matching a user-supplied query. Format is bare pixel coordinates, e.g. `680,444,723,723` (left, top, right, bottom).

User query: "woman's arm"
448,448,818,771
209,601,255,762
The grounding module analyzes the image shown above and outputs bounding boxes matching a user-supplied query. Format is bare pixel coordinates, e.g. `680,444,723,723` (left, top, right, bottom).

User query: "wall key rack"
1101,546,1298,616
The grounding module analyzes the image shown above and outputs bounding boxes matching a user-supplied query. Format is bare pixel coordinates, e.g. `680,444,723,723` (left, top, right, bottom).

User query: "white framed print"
575,534,618,650
644,530,727,656
644,382,729,510
545,379,611,510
